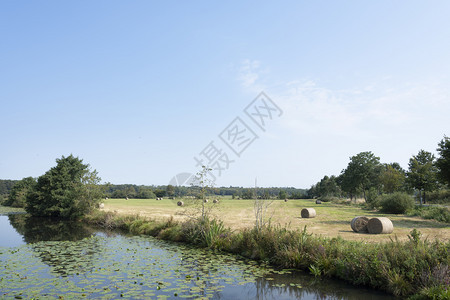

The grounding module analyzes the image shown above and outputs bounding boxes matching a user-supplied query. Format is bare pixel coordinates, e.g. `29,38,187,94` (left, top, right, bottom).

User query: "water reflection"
8,214,95,243
7,214,107,277
249,272,390,300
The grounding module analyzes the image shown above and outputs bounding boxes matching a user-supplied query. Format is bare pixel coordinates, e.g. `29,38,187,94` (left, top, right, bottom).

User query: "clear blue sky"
1,1,449,188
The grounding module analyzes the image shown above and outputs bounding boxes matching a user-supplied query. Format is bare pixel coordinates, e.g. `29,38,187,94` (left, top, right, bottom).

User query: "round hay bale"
315,200,322,204
213,199,219,203
204,199,209,203
284,199,288,202
350,216,369,233
177,201,184,207
367,217,394,234
301,208,316,218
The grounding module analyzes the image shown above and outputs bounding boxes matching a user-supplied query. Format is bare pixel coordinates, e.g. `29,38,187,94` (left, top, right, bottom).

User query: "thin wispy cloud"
239,62,449,141
237,59,268,92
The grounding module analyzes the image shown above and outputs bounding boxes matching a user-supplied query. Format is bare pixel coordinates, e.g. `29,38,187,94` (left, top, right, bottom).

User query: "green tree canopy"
436,136,450,186
338,151,383,202
166,184,175,198
26,155,102,219
309,175,341,198
380,163,406,194
406,150,438,204
4,177,36,208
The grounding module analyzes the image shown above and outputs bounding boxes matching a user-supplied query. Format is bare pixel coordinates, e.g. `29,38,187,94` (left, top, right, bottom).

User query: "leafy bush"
318,196,339,202
380,192,415,214
408,206,450,223
365,187,381,209
426,189,450,204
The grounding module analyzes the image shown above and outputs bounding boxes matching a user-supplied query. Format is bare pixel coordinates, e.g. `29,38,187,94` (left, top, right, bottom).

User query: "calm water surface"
0,214,394,299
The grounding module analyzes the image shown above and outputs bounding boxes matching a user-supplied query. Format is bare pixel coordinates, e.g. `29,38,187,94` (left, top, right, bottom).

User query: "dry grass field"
102,197,450,242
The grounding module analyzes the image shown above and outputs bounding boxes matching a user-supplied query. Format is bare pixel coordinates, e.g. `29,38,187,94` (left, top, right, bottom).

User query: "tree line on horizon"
308,136,450,205
1,136,448,217
1,179,308,204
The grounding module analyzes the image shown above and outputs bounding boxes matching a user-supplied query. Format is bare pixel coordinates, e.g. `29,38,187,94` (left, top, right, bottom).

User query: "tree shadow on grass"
392,217,449,229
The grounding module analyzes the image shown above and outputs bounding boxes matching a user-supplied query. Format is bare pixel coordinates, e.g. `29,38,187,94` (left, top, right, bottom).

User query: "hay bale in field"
213,199,219,203
301,208,316,218
367,217,394,234
99,203,105,209
204,199,209,203
315,200,322,204
177,201,184,207
284,199,288,202
350,216,369,233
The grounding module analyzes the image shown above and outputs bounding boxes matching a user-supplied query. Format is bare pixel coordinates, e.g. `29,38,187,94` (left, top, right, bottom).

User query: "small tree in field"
254,178,273,232
436,136,450,186
195,166,214,221
406,150,438,205
26,155,103,219
339,151,383,202
182,166,218,222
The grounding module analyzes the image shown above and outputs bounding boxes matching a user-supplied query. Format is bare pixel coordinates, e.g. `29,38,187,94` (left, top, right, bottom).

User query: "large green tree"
436,136,450,186
338,151,383,202
380,163,406,194
406,150,438,204
309,175,341,198
26,155,103,219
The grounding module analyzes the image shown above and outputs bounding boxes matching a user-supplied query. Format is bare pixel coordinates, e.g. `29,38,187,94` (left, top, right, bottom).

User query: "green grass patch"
0,205,25,215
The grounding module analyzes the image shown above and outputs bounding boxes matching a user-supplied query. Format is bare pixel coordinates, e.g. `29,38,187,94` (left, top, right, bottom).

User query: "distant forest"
104,184,307,199
0,179,17,198
0,179,308,201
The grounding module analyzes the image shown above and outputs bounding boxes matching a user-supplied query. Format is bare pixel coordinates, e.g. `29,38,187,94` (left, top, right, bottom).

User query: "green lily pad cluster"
0,235,293,299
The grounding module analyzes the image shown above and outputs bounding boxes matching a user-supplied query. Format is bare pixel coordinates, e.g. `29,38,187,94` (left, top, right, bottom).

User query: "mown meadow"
101,197,450,242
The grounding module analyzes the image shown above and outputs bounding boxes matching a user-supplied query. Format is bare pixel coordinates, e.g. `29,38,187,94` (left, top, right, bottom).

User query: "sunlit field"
103,197,449,242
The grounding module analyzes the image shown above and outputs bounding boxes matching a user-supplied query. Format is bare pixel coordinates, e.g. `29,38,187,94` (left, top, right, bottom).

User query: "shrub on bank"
380,192,415,214
318,196,339,202
407,205,450,224
426,189,450,204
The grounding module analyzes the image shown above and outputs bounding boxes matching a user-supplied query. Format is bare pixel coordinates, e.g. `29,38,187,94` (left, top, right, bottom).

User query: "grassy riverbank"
84,210,449,298
0,205,25,215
